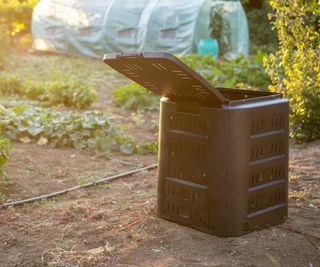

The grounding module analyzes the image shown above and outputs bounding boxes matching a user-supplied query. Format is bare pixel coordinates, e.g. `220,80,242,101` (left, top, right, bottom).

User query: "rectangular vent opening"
162,180,208,229
169,141,208,160
169,112,207,134
250,139,284,161
168,162,208,185
248,190,285,213
250,165,284,187
251,114,284,134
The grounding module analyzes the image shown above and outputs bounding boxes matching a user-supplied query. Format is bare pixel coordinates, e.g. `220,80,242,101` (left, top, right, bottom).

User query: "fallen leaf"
19,137,31,144
37,137,48,146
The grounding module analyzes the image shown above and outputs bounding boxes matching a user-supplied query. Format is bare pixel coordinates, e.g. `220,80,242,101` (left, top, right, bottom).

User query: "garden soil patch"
0,141,319,266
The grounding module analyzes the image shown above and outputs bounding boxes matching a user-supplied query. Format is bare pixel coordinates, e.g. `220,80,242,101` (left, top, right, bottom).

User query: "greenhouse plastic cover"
32,0,249,58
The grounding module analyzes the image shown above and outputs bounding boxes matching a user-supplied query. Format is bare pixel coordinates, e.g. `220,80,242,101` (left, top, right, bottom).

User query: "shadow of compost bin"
103,52,289,237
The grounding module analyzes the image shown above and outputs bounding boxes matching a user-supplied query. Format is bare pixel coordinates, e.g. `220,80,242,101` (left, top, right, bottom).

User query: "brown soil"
0,141,319,267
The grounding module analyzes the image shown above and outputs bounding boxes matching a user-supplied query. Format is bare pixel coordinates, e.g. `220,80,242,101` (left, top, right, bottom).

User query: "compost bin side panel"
232,99,289,233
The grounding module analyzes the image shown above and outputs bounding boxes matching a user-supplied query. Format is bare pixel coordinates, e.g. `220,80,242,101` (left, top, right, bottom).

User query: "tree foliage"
265,0,320,142
0,0,37,44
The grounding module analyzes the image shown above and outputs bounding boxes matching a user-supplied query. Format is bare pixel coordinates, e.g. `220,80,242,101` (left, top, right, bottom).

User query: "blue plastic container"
197,38,219,59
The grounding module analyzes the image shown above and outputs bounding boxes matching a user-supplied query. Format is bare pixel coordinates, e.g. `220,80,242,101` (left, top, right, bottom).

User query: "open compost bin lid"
103,52,226,106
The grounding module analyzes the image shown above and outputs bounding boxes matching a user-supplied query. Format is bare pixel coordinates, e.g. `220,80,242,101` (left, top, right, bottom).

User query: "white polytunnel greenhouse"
32,0,249,58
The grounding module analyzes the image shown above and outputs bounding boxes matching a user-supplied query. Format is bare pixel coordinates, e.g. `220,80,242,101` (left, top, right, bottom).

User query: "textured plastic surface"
103,52,289,237
104,52,226,106
158,97,289,236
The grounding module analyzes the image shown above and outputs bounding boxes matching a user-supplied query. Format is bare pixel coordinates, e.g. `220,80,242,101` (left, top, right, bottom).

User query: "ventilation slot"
117,28,134,38
251,114,284,134
172,70,191,80
250,139,284,161
167,160,208,185
271,115,283,129
162,180,208,229
123,63,142,71
169,112,207,135
169,140,208,160
251,119,264,133
167,88,200,99
248,190,285,213
152,63,168,71
160,28,176,39
249,165,284,187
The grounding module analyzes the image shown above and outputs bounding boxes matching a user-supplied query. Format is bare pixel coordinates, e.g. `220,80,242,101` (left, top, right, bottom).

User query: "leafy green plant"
209,4,231,55
0,73,24,95
0,104,11,183
0,135,11,179
0,0,38,46
0,105,137,154
0,25,10,69
0,72,97,109
244,0,278,54
46,82,97,109
112,83,159,111
265,0,320,142
179,53,271,89
0,104,158,154
137,142,158,155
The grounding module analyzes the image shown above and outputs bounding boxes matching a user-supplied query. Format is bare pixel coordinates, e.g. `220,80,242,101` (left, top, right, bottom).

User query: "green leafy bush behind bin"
179,53,270,89
245,1,278,54
113,83,160,111
265,0,320,142
0,73,97,109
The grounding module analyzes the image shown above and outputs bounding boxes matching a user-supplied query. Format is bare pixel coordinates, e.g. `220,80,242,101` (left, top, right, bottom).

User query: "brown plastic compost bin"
103,52,289,237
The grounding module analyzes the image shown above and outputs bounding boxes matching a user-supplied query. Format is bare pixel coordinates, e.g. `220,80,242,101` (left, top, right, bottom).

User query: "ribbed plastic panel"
157,96,289,237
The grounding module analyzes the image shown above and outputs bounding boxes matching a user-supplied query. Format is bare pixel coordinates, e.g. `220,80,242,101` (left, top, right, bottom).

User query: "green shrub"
244,1,278,54
0,73,97,109
179,53,271,89
265,0,320,142
47,82,97,109
0,0,38,46
0,105,11,181
0,73,22,95
0,136,11,178
112,83,160,111
136,142,158,155
0,25,10,69
209,4,231,55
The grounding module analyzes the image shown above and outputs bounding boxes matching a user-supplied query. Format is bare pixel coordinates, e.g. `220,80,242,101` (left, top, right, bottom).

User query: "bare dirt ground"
0,141,319,267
